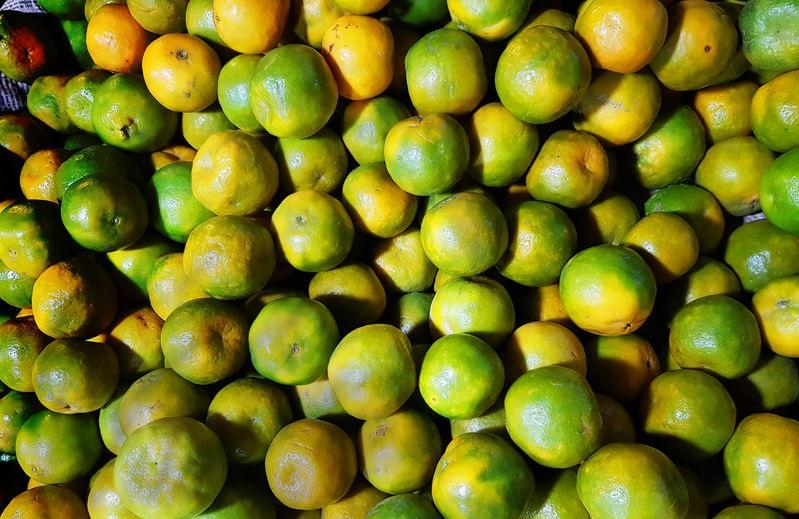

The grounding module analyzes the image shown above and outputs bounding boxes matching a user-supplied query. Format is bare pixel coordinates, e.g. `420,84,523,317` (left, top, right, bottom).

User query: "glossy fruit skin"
145,161,215,243
250,44,338,139
644,184,725,254
669,295,761,379
503,321,587,383
577,443,689,519
27,75,77,135
693,80,758,144
309,262,387,331
724,219,799,293
621,212,699,284
739,0,799,76
214,0,290,54
0,12,55,83
342,163,418,239
496,25,591,124
0,317,48,392
760,147,799,235
505,366,603,468
751,70,799,152
0,485,87,519
217,54,262,132
585,334,660,405
724,413,799,513
448,0,533,41
0,201,72,279
752,275,799,358
366,494,442,519
432,432,533,519
341,96,410,166
275,127,348,193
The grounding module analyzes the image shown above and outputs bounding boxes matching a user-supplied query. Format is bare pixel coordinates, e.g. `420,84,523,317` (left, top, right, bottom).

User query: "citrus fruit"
249,296,338,385
0,317,48,392
31,257,117,339
0,260,35,309
0,485,87,519
55,143,142,200
332,0,388,14
289,373,350,424
585,334,660,404
98,389,126,454
466,102,538,188
714,505,787,519
503,321,586,383
15,410,102,484
404,28,487,115
559,245,657,336
105,231,179,302
574,0,667,73
670,295,761,379
273,127,348,193
596,393,637,444
663,256,742,319
357,408,442,494
185,0,227,47
195,478,278,519
321,15,393,101
429,276,514,348
321,478,387,519
265,418,357,510
641,369,736,460
750,70,799,152
61,175,148,253
0,391,39,455
342,163,417,238
191,130,278,216
693,79,758,144
146,252,208,320
419,334,504,419
384,113,469,196
0,114,51,166
216,54,262,132
309,262,387,331
92,73,179,153
522,467,589,519
243,286,304,319
384,294,432,347
421,192,508,277
650,0,738,91
526,130,608,208
128,0,189,34
19,148,67,203
371,227,437,294
573,70,661,146
432,433,533,519
291,0,342,48
386,19,419,95
0,201,72,279
250,44,338,138
728,354,799,413
85,5,150,73
87,459,138,519
724,413,799,513
33,339,119,414
577,443,689,519
206,377,292,463
630,104,707,189
739,0,799,76
760,147,799,235
752,275,799,357
724,219,799,292
115,417,227,518
118,367,209,434
366,494,442,519
271,188,354,273
0,12,55,84
145,161,214,243
448,0,532,41
449,399,505,438
497,201,576,287
505,366,602,468
182,107,236,150
620,212,699,283
184,215,276,299
26,75,76,135
495,25,591,124
644,184,725,254
577,190,640,247
341,96,409,166
213,0,289,53
516,283,570,327
327,324,415,419
696,136,775,217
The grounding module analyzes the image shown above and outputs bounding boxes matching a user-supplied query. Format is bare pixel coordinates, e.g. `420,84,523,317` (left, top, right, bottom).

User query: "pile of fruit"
1,0,799,517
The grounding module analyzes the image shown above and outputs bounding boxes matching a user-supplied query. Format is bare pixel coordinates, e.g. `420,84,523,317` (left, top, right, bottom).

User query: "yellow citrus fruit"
371,227,436,294
213,0,290,54
620,212,699,283
751,69,799,152
322,478,387,519
340,95,410,166
19,148,67,203
273,127,348,193
519,8,576,33
342,163,417,238
0,317,48,392
309,262,387,331
573,70,661,146
266,418,357,510
575,0,667,73
87,459,139,519
693,79,758,144
503,321,587,383
650,0,739,91
577,190,640,247
1,485,88,519
585,334,660,404
127,0,189,34
643,184,725,254
516,283,570,326
321,15,393,101
191,130,279,216
724,219,799,293
291,0,342,48
332,0,388,15
146,252,208,320
86,5,150,73
448,0,533,41
752,275,799,358
526,130,609,209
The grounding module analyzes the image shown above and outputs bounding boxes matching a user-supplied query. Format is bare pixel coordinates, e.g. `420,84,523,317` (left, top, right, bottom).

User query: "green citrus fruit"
273,127,348,193
724,219,799,292
644,184,725,254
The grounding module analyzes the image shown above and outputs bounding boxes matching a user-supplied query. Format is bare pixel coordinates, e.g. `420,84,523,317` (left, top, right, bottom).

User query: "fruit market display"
2,0,799,517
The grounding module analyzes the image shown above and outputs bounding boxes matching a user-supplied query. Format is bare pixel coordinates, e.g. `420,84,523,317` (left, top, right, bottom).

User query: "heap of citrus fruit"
1,0,799,517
